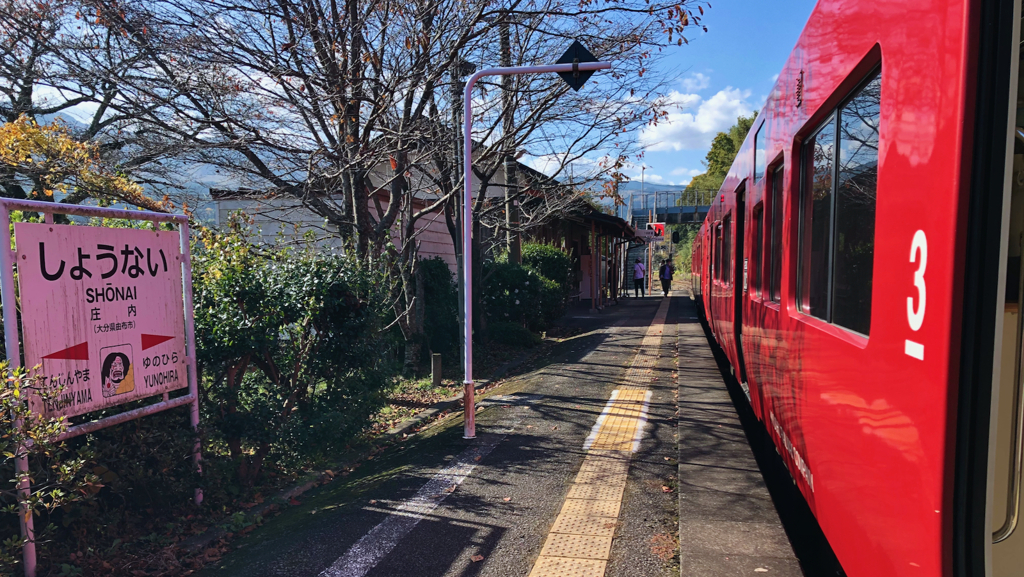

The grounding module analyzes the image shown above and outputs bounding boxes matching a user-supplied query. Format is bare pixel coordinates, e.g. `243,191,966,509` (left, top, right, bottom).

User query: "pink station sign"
15,222,189,418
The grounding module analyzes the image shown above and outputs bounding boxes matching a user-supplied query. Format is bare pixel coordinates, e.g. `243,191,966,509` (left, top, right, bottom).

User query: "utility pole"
501,18,521,264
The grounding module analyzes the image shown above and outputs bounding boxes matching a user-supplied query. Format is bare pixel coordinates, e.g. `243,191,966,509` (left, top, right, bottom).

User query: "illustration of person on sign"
101,348,135,397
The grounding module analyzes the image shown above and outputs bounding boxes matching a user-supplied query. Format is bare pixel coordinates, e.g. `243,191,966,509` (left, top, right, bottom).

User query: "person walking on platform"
633,258,646,298
659,260,674,297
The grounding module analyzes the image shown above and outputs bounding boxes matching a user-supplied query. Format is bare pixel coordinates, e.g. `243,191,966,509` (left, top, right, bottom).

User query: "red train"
689,0,1023,575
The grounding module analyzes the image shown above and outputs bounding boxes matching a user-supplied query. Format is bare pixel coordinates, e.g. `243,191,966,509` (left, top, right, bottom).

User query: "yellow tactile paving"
549,514,619,536
539,533,614,559
566,483,626,501
559,498,622,518
528,557,607,577
574,470,627,485
529,298,671,576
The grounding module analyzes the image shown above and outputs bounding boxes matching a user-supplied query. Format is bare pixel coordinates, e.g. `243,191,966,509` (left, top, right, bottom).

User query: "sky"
609,0,819,188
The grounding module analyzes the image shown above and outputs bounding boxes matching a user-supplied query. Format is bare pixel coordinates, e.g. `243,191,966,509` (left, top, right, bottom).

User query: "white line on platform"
631,390,654,453
319,397,536,577
582,390,619,451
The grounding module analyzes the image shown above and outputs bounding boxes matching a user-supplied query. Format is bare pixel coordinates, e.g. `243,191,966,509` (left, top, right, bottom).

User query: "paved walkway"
199,295,804,577
676,312,802,575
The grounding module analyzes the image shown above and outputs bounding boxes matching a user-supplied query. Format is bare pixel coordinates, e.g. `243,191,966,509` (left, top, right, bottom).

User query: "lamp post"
452,58,476,382
461,57,610,439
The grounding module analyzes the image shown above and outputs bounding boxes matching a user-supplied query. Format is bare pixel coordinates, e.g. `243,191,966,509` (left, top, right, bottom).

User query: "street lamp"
461,47,610,439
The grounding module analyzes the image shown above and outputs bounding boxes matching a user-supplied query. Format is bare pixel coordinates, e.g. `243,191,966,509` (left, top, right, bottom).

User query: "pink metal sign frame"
0,198,201,577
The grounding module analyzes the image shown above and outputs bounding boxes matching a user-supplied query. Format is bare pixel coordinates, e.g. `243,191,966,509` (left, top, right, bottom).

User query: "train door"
989,7,1024,571
964,2,1024,574
734,184,748,384
991,126,1024,576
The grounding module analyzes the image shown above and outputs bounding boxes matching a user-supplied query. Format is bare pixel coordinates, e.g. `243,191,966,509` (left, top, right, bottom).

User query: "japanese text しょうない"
38,242,169,281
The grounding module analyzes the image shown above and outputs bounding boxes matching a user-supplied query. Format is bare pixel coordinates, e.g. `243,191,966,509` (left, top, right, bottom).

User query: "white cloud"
670,167,703,177
524,152,614,177
639,87,754,152
680,72,710,92
770,73,780,83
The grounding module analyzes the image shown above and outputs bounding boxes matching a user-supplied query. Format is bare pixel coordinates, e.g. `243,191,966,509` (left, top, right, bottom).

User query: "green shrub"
522,243,573,327
482,261,542,328
0,364,100,570
522,243,571,293
419,257,459,360
534,274,565,329
192,219,394,485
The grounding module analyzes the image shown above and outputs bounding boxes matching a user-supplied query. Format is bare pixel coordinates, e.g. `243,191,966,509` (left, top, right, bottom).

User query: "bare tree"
0,0,204,210
4,0,705,367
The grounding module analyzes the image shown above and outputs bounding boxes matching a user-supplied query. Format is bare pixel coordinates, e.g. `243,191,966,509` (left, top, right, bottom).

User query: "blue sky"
621,0,818,187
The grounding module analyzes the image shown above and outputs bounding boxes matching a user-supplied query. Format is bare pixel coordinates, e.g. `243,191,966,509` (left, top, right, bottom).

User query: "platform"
676,301,803,576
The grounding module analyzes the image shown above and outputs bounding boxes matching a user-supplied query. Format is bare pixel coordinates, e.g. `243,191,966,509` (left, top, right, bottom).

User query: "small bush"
192,219,395,486
522,243,571,292
534,274,565,329
419,257,459,360
523,243,572,328
482,261,543,328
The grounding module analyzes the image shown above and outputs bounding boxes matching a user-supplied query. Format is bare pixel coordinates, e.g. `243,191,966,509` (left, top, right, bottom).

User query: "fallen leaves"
502,497,511,502
471,554,485,562
650,533,678,562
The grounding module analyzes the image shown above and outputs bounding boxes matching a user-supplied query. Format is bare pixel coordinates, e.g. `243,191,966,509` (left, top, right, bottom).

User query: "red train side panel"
691,0,988,575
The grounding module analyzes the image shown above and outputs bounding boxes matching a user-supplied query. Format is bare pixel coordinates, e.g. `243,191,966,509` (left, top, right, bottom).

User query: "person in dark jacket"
659,260,674,297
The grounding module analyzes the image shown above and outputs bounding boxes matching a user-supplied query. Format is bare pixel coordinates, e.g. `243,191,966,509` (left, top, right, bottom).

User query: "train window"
800,115,835,319
723,215,732,285
798,69,880,335
752,204,764,296
715,223,724,282
769,165,784,303
754,124,766,181
831,72,880,334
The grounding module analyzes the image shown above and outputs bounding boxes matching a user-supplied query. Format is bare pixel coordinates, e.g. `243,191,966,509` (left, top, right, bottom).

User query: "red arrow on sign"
43,342,89,360
141,334,175,350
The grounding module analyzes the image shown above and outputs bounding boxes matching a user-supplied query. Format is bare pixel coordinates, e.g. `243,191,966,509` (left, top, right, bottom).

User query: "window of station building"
723,215,732,285
797,68,880,335
754,124,766,181
769,165,784,303
752,204,764,297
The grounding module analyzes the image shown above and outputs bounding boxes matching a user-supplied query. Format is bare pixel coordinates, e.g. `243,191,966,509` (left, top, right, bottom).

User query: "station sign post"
0,198,200,577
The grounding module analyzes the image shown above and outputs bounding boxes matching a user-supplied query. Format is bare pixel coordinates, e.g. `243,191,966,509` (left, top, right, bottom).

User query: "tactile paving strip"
528,557,607,577
549,514,618,536
574,470,628,485
559,498,621,518
539,533,614,559
528,298,671,576
566,484,625,501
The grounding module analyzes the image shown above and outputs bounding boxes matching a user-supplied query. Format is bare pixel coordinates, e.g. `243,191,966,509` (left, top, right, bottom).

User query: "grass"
365,377,464,435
